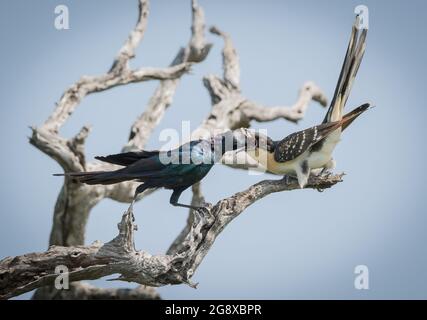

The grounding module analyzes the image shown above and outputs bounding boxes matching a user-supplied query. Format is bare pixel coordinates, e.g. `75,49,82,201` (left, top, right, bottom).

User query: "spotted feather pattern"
274,121,341,163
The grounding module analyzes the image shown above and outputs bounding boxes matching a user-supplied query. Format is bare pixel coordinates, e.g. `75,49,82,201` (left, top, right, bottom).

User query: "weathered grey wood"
0,173,342,300
32,283,160,300
2,0,339,300
28,0,210,299
29,0,208,248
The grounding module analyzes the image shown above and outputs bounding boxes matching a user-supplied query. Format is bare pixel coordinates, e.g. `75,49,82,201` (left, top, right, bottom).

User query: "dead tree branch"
1,0,340,300
27,0,210,299
29,0,209,248
0,173,343,300
32,282,160,300
170,25,328,252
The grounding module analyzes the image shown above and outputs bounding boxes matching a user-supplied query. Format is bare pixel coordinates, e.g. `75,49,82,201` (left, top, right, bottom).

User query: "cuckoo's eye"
254,134,260,147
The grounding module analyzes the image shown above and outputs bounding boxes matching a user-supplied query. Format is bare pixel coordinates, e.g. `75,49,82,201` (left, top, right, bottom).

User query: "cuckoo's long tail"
323,15,368,123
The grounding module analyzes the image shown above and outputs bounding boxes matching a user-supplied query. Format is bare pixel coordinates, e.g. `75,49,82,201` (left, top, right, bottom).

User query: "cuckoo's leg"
127,184,152,217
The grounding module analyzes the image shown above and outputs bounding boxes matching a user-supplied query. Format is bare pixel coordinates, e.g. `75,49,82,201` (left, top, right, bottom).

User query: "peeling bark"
0,174,343,300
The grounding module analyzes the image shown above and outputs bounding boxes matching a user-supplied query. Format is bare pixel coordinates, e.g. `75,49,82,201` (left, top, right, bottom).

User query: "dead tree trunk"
0,0,337,300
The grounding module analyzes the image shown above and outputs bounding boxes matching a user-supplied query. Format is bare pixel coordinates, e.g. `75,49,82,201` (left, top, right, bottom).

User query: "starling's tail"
53,170,133,185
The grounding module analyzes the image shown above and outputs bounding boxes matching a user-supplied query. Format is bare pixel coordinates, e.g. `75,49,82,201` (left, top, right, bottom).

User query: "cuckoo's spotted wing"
274,121,342,163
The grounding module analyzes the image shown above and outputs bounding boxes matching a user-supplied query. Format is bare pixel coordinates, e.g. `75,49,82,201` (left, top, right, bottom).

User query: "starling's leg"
128,184,151,218
170,188,205,211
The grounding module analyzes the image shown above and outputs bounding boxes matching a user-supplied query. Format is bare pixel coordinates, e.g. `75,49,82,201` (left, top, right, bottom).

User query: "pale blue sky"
1,0,426,299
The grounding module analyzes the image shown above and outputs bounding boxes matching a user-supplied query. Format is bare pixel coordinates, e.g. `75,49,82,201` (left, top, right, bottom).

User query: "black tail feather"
54,170,132,185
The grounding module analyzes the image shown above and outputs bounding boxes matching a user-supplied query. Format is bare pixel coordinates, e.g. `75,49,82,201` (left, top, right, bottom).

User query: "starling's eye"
221,136,227,153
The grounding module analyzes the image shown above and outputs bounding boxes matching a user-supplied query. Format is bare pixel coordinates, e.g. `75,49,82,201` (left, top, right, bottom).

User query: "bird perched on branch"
243,15,370,188
55,129,252,211
246,104,371,188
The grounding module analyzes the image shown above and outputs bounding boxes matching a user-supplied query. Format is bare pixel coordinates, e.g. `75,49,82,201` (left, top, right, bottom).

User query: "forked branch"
1,0,340,300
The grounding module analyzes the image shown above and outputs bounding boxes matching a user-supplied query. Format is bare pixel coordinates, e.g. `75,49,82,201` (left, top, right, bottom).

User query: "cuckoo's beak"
232,128,257,153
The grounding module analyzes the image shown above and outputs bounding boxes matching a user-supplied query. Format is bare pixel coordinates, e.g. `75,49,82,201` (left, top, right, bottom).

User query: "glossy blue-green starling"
55,130,251,211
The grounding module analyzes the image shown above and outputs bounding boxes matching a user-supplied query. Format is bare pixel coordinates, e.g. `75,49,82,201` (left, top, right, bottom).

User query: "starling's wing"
129,140,214,187
274,121,343,163
95,150,160,166
95,140,203,168
156,140,211,166
56,140,214,187
126,140,211,178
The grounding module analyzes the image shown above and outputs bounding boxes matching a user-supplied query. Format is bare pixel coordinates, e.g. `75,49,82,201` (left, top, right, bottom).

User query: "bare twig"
241,81,328,123
209,26,240,90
